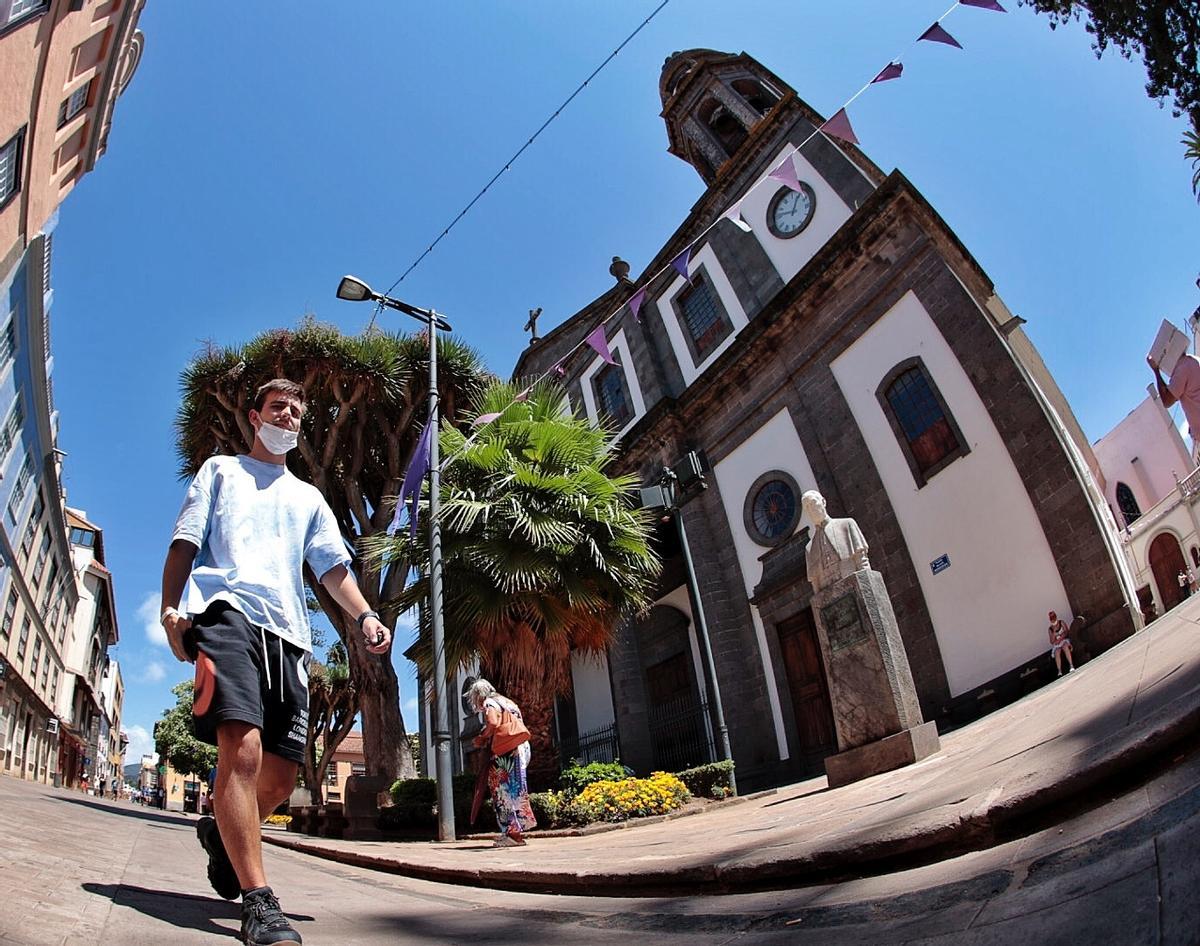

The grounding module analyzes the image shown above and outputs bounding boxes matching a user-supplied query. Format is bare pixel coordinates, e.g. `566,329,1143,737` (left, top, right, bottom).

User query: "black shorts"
187,601,311,764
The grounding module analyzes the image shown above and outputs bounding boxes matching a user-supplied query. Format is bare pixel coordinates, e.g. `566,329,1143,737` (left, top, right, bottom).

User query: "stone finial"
609,256,632,285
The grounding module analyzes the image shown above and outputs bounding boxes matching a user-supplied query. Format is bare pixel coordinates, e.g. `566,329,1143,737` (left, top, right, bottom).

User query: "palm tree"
302,642,357,804
1186,128,1200,202
368,380,661,783
176,316,488,783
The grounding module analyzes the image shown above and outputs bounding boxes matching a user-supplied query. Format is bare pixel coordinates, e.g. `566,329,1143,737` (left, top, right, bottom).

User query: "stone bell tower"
659,49,790,184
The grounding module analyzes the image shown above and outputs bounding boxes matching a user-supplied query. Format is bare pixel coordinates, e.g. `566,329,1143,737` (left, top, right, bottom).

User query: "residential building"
511,49,1139,789
0,0,144,784
322,730,367,804
55,507,118,788
1094,387,1200,619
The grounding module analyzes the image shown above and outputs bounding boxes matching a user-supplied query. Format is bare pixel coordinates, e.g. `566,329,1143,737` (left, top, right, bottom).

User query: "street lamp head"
336,275,374,303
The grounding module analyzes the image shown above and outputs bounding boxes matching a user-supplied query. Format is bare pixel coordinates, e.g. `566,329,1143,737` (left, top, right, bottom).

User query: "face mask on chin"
257,421,299,456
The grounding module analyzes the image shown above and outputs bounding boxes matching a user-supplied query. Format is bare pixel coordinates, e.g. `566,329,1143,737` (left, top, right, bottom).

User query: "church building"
512,49,1138,789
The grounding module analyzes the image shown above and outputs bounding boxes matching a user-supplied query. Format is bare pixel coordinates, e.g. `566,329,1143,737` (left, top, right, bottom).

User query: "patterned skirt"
489,741,537,837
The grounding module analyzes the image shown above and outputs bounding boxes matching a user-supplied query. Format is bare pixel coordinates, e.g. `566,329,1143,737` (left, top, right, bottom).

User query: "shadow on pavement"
47,794,188,827
81,883,316,938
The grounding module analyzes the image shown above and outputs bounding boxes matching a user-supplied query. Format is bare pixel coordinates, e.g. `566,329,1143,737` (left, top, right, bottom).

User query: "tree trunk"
487,671,560,792
302,757,324,805
310,576,417,783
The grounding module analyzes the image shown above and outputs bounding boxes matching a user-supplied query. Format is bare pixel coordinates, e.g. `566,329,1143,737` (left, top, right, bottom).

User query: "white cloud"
138,592,168,648
141,660,166,683
125,724,158,765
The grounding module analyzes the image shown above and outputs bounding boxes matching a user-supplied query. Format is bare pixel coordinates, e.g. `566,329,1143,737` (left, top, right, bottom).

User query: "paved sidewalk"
266,597,1200,895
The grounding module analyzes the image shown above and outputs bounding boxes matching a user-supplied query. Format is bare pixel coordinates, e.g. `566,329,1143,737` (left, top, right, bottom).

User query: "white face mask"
257,421,299,456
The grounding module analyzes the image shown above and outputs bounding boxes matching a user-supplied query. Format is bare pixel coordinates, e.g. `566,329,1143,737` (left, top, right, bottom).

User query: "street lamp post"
336,275,457,841
654,465,736,795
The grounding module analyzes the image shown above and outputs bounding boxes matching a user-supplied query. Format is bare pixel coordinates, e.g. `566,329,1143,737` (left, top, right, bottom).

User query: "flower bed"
574,771,691,823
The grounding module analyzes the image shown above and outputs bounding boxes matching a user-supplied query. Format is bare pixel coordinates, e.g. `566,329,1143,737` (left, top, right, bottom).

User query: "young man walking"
160,379,391,945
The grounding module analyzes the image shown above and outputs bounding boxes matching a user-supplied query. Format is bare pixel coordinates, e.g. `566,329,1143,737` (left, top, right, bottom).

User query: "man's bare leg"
258,750,298,821
215,721,268,891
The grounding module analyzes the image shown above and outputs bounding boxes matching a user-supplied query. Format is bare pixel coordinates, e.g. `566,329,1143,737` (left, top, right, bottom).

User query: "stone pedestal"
343,774,392,841
812,568,940,787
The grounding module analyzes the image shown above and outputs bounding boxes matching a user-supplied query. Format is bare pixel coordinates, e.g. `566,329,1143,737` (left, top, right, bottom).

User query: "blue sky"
45,2,1200,764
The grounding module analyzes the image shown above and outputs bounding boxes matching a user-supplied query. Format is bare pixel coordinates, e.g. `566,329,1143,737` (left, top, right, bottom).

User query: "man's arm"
1148,356,1178,407
161,539,198,663
319,564,392,654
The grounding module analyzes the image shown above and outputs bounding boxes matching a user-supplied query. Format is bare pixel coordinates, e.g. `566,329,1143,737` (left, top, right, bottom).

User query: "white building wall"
711,408,824,760
737,144,854,285
569,651,615,736
829,290,1070,697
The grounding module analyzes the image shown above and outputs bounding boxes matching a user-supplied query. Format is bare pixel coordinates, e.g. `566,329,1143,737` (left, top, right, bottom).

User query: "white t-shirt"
172,454,350,652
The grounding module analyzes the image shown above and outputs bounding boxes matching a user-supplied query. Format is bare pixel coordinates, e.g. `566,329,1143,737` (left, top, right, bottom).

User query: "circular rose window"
743,471,801,546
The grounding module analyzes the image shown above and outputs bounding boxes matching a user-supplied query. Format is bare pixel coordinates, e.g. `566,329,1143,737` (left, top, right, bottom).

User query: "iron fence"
559,722,621,766
648,694,714,771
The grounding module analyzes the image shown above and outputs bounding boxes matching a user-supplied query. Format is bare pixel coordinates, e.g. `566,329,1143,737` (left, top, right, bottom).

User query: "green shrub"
529,789,593,829
389,778,436,807
673,760,735,799
574,772,690,823
559,760,630,799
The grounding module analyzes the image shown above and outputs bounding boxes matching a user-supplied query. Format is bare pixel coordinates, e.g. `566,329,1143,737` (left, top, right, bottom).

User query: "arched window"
592,358,632,429
731,78,778,116
1115,482,1141,526
698,98,747,158
876,358,968,487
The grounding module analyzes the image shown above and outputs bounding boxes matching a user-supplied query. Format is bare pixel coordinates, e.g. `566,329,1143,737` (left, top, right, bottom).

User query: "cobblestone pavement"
2,752,1199,945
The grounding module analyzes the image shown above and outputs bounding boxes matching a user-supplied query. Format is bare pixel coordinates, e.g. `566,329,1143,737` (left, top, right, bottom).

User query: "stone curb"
263,686,1200,897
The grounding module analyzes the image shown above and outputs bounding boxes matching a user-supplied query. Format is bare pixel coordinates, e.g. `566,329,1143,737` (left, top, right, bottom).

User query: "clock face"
768,183,816,238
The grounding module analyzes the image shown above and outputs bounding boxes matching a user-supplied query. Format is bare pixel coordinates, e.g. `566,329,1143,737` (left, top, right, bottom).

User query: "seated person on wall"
1048,610,1076,677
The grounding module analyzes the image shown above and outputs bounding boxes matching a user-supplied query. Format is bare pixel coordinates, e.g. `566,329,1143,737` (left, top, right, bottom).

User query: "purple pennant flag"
472,412,501,427
390,418,433,536
670,247,691,281
820,108,860,145
871,61,904,83
722,200,752,233
514,386,532,403
768,154,802,192
919,22,962,47
552,360,566,379
960,0,1005,10
628,287,647,322
584,324,617,365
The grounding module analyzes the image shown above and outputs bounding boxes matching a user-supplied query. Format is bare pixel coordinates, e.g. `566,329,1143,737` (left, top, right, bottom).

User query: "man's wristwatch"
356,609,381,628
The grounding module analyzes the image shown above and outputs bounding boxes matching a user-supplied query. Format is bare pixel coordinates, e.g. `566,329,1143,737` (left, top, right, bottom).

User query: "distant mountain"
123,762,142,781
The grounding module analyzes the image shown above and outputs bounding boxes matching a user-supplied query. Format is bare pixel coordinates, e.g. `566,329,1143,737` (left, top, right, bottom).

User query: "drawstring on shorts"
259,628,285,702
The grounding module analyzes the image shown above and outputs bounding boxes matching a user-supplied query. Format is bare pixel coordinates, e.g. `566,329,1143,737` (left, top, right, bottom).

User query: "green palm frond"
367,380,661,695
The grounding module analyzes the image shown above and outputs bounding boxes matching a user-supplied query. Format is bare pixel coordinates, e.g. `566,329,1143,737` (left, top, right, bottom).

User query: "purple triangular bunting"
584,324,617,365
472,412,501,427
768,154,802,192
960,0,1005,10
670,247,691,281
871,61,903,83
628,287,647,322
919,22,962,47
820,109,860,145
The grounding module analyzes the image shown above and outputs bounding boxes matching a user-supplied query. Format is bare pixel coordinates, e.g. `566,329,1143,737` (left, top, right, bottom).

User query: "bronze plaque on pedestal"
821,593,868,653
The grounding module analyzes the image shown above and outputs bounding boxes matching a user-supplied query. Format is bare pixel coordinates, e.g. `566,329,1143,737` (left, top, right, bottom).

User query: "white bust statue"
802,490,870,593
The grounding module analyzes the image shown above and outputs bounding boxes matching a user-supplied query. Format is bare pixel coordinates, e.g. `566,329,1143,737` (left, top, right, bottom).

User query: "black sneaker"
240,886,302,945
196,815,240,901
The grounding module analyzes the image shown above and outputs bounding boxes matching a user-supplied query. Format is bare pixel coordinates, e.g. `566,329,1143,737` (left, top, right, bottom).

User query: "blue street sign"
930,554,951,575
